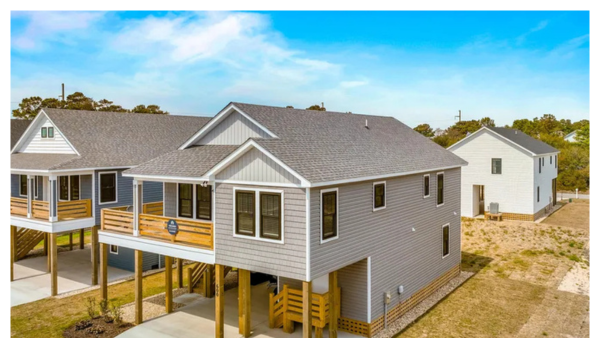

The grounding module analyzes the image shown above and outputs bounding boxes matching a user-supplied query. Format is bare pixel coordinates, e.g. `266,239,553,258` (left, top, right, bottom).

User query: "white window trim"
372,181,386,211
109,245,119,255
232,186,285,244
19,175,28,197
176,183,213,221
436,172,445,207
442,223,450,259
320,187,339,244
41,126,47,139
423,174,430,199
34,176,39,199
47,126,55,139
98,171,118,205
491,158,502,175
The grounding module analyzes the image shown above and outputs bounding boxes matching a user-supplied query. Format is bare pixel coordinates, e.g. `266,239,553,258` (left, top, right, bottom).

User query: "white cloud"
12,11,105,50
340,80,369,88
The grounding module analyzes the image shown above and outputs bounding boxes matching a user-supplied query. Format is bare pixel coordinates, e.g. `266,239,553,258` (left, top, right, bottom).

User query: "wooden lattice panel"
338,317,371,337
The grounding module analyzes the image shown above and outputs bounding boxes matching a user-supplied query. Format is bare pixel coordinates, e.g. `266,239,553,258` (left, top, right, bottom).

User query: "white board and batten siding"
195,110,271,146
533,154,558,214
17,115,76,154
451,130,534,216
216,148,300,185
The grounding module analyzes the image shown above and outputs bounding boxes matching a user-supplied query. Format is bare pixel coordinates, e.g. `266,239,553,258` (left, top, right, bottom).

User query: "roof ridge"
231,102,395,119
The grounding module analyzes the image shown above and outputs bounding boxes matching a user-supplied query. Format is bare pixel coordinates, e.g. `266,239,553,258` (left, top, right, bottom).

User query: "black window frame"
235,190,256,237
196,184,212,220
47,127,54,138
537,186,540,202
373,182,386,210
34,176,39,198
423,174,430,198
555,155,557,168
41,127,47,138
109,245,119,254
437,173,444,206
19,175,28,196
491,158,502,175
442,224,450,257
550,155,552,165
321,190,338,241
259,192,282,240
59,176,69,201
539,158,542,173
70,175,80,201
99,172,117,204
178,183,193,218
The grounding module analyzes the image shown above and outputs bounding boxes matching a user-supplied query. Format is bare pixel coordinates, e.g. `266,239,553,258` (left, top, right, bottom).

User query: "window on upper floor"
99,172,117,204
437,173,444,206
442,223,450,258
34,176,39,198
321,188,338,242
58,175,81,201
491,158,502,174
539,158,542,173
550,155,552,165
537,186,540,202
59,176,69,201
233,188,283,242
41,127,47,138
19,175,28,196
48,127,54,138
543,157,545,166
178,183,193,218
373,182,386,211
260,192,282,240
70,176,80,201
555,155,557,168
423,174,430,198
235,190,256,237
196,185,212,220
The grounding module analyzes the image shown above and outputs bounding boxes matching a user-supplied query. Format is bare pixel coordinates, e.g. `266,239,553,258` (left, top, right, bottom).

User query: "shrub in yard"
86,326,105,335
111,302,123,326
99,298,110,317
74,320,93,331
85,297,96,319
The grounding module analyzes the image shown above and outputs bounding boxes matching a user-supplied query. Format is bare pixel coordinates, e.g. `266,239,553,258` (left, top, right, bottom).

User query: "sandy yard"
399,201,589,338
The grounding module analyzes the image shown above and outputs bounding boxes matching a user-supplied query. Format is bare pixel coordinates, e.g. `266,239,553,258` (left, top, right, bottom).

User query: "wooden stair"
187,263,232,297
15,228,46,260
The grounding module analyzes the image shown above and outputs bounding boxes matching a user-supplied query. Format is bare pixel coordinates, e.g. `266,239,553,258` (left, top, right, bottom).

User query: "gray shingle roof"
125,102,467,183
11,109,211,171
11,153,80,170
11,119,31,149
488,127,559,155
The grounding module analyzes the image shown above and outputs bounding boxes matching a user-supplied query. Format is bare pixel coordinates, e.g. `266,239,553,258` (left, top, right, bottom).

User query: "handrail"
101,209,134,234
58,199,92,220
139,213,213,250
269,284,340,330
10,197,28,217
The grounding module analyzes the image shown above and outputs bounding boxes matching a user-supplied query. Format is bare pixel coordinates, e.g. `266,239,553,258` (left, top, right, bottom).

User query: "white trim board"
232,186,285,244
179,103,278,150
320,187,339,244
98,171,118,205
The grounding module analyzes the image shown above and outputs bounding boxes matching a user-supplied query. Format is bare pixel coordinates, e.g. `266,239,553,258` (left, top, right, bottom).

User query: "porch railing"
10,197,92,221
101,209,135,234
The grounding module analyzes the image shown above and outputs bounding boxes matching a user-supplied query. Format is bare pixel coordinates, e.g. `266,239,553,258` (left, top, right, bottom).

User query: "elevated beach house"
98,102,467,337
10,109,209,295
448,126,559,221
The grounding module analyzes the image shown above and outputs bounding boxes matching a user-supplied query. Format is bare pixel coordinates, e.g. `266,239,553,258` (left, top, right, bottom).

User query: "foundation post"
239,269,252,337
303,281,313,338
134,250,143,325
50,233,58,296
329,271,338,338
91,226,98,285
177,258,183,289
165,256,173,313
215,264,225,338
100,243,108,301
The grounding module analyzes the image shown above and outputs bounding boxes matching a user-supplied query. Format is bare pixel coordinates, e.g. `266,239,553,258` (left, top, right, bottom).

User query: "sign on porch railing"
167,220,179,235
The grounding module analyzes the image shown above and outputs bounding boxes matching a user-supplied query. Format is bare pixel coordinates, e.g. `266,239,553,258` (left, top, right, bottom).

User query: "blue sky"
11,11,589,128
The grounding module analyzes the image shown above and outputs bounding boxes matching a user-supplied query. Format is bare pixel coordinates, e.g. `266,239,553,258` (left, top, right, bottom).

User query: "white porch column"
133,180,143,236
27,175,34,218
48,175,58,222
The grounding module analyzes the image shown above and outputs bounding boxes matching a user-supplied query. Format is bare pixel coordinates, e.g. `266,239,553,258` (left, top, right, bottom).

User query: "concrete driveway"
119,282,359,338
11,247,132,307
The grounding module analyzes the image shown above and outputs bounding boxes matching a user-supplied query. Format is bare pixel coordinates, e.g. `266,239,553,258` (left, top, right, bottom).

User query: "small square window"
110,245,119,254
48,127,54,138
41,127,47,138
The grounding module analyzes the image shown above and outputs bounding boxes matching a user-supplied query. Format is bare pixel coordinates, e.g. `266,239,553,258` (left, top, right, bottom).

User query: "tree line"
12,92,169,120
414,115,590,192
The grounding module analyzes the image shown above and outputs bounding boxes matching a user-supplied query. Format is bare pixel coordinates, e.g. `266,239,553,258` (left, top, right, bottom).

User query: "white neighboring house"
564,130,578,142
448,127,559,221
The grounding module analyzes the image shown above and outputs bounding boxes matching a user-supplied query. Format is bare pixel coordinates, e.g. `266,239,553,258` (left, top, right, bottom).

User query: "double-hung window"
99,172,117,204
442,224,450,258
178,184,193,218
59,175,82,201
260,193,282,240
321,188,338,242
234,189,283,242
437,173,444,206
196,185,212,220
539,158,542,173
178,184,212,220
59,176,69,201
19,175,28,196
491,158,502,174
235,190,256,237
423,175,430,198
373,182,386,211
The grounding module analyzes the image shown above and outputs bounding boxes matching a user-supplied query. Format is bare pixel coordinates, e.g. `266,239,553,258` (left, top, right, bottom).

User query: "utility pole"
59,83,65,101
455,110,462,122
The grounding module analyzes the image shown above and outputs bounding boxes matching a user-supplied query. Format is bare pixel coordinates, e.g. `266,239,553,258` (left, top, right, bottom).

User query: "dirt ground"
399,202,590,338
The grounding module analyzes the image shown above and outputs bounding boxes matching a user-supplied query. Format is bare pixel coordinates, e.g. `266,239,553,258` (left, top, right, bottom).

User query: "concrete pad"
11,247,132,307
119,283,359,338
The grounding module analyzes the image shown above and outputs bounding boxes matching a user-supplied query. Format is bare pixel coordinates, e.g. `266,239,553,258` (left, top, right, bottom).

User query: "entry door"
552,179,557,206
479,186,485,215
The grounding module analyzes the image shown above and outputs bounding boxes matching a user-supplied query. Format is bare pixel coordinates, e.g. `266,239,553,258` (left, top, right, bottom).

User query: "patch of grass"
33,230,92,251
567,254,582,263
11,265,188,338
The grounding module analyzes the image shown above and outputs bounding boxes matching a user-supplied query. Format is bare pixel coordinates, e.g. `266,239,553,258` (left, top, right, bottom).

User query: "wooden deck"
10,197,92,222
101,207,214,251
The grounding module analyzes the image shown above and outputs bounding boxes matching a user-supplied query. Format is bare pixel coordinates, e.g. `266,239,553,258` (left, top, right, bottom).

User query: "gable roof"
11,119,31,149
11,109,211,171
564,131,577,139
448,126,559,156
126,102,467,185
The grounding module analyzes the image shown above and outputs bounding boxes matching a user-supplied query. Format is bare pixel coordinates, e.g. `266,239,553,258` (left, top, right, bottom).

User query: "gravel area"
121,288,189,323
374,271,474,338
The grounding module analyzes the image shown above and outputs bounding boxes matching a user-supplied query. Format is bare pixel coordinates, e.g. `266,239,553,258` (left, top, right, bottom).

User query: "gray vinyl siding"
94,169,133,225
107,246,165,272
164,183,176,217
278,277,303,291
310,168,461,322
338,258,369,322
81,175,93,200
196,110,271,145
143,181,163,203
214,183,306,280
216,148,300,185
11,174,20,197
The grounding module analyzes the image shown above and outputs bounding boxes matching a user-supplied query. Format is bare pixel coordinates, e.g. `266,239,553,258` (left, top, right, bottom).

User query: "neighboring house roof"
11,109,211,171
564,131,577,141
11,119,31,149
126,102,468,185
448,126,559,156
